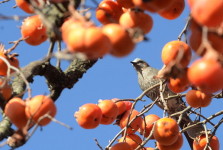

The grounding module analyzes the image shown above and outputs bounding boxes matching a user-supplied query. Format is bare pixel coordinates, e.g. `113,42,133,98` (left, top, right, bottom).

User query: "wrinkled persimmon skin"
98,100,119,125
4,97,28,129
193,134,220,150
21,15,48,46
118,134,142,149
187,58,223,93
186,90,212,108
153,118,179,146
119,109,143,134
75,103,102,129
25,95,57,126
110,142,133,150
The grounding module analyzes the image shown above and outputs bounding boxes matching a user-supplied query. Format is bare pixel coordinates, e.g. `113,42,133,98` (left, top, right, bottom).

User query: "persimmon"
191,0,223,27
0,78,12,101
102,23,135,57
25,95,57,126
119,109,143,134
112,98,127,116
158,0,185,20
132,0,175,13
0,51,9,76
139,114,160,138
0,45,19,75
187,58,223,93
119,10,153,34
167,70,190,93
96,0,123,24
98,100,119,125
153,117,179,146
4,97,28,129
186,90,212,108
110,142,133,150
161,40,191,68
65,26,111,59
187,0,195,8
157,133,183,150
15,0,34,13
116,0,135,9
21,15,48,46
61,18,94,43
75,103,102,129
118,134,142,149
193,134,219,150
124,101,133,111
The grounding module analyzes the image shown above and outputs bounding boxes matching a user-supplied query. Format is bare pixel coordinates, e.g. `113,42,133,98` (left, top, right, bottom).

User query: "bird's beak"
130,61,137,65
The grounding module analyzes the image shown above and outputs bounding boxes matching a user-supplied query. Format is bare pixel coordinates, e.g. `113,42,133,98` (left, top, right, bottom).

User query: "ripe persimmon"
61,18,94,43
116,0,135,9
75,103,102,129
110,142,133,150
119,10,153,34
132,0,175,13
21,15,48,46
65,26,111,59
153,117,179,146
191,0,223,27
0,45,19,75
186,90,212,108
157,133,183,150
193,134,219,150
124,101,133,111
0,78,12,101
139,114,160,138
167,70,190,93
4,97,28,129
25,95,57,126
118,134,142,149
161,40,191,68
96,0,123,24
102,23,135,57
158,0,185,20
112,98,127,116
119,109,143,134
98,100,119,125
15,0,34,13
187,58,223,93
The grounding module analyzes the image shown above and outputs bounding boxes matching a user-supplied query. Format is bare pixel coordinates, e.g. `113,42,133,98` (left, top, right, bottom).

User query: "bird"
131,58,186,114
131,58,194,148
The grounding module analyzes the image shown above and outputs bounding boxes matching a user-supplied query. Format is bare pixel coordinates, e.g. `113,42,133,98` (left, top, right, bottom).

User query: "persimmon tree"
0,0,223,150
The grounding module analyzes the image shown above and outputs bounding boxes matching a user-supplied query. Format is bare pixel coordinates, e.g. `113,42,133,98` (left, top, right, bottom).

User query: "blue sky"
0,1,222,150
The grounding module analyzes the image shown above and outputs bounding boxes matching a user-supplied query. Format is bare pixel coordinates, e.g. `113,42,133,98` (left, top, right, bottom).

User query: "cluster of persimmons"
75,98,184,150
15,0,186,59
1,0,223,149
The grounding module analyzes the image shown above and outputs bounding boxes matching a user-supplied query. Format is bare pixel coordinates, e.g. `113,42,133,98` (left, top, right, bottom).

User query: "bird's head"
131,58,150,71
